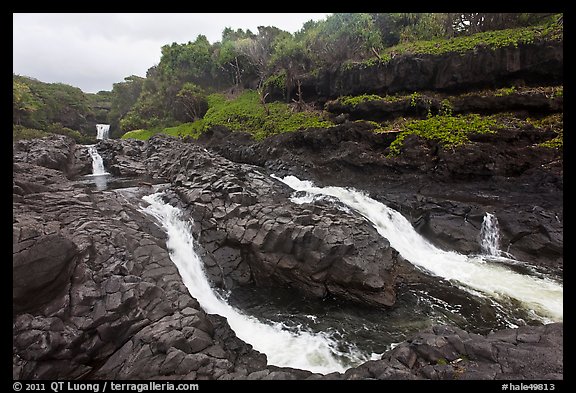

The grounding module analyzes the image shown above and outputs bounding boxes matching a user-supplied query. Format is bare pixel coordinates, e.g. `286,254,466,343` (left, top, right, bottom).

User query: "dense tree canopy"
12,74,110,140
114,12,560,133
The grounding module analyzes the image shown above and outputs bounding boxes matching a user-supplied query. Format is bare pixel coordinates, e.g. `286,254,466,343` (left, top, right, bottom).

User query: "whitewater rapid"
141,193,371,374
87,145,108,176
274,175,563,323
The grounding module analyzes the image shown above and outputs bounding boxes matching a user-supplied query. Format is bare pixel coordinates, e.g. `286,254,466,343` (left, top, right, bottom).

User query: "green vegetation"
385,112,563,155
439,99,453,116
120,128,158,140
263,71,288,100
12,74,107,142
529,114,563,149
494,86,517,96
539,133,563,149
116,13,560,136
202,91,333,140
13,125,47,141
436,358,449,366
551,86,563,98
14,13,562,145
387,114,497,156
337,94,385,107
122,90,333,141
108,76,145,138
376,19,562,63
13,123,95,144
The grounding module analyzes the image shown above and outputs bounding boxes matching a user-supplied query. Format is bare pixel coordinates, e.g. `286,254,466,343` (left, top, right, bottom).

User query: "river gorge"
13,120,563,379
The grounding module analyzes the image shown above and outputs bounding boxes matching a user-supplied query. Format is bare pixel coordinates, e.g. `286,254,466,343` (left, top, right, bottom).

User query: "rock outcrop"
284,42,563,101
97,136,401,307
13,137,267,379
325,90,563,122
195,121,562,273
13,134,563,380
337,323,563,380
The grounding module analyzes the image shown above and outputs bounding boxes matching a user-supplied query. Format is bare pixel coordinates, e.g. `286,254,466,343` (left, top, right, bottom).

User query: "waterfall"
86,145,108,191
480,213,501,256
141,193,371,374
273,175,563,323
96,124,110,140
87,145,107,175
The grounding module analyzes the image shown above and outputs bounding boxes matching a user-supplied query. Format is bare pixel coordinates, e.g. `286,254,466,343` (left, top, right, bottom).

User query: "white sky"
13,13,331,93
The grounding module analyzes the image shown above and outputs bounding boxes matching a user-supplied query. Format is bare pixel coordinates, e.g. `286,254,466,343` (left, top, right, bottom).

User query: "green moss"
436,358,449,366
337,94,384,107
121,129,158,140
202,90,333,140
121,90,334,141
335,93,413,109
539,136,563,149
440,99,453,116
534,114,563,149
347,21,562,70
13,125,49,140
163,122,205,139
494,86,517,97
410,92,421,107
387,114,497,156
551,86,563,98
376,20,562,63
342,57,381,71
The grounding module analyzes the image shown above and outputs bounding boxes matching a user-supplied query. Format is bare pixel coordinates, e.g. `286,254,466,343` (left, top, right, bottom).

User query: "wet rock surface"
13,137,266,379
13,134,563,379
196,121,562,274
98,136,401,307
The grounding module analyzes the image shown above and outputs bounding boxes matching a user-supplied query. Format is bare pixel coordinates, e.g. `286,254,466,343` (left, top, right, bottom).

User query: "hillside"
13,75,110,143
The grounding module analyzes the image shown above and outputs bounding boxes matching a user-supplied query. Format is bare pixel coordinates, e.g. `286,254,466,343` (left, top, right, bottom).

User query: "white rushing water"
87,145,108,176
141,193,370,373
480,212,501,256
96,124,110,140
274,175,563,323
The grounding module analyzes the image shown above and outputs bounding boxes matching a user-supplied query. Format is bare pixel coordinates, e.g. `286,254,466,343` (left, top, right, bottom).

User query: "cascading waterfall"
273,175,563,323
141,193,372,373
87,145,108,175
480,212,501,256
85,145,109,191
96,124,110,140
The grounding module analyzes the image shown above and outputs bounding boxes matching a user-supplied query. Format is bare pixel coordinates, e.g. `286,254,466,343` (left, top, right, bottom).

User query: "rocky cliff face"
287,42,563,101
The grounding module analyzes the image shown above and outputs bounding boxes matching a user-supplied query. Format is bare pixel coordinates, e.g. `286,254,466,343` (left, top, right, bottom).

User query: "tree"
159,35,214,87
176,83,208,122
13,79,39,125
369,13,403,47
447,13,558,36
394,13,449,42
236,26,289,88
108,75,145,135
270,34,310,101
305,13,384,65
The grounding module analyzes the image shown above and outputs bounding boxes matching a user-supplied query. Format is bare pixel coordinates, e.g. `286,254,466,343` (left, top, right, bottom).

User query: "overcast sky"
13,13,331,93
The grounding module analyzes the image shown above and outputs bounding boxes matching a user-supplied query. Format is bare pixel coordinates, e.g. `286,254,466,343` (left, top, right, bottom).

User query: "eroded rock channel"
13,134,562,380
